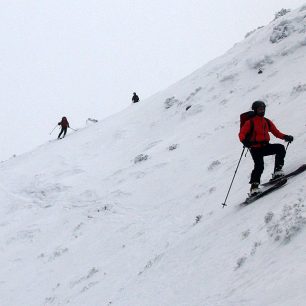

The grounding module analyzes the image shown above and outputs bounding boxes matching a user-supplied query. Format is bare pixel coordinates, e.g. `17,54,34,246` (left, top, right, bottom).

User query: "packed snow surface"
1,5,306,306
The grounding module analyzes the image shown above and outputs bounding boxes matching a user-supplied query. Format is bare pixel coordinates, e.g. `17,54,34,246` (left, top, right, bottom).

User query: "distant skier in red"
58,116,69,139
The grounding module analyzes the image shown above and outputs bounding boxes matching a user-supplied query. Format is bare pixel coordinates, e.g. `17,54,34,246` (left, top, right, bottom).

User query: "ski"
262,164,306,187
240,178,287,206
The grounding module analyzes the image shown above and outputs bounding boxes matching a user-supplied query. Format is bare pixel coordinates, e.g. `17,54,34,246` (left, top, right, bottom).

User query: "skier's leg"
63,127,67,138
250,148,264,184
262,143,286,171
274,144,286,171
58,128,64,139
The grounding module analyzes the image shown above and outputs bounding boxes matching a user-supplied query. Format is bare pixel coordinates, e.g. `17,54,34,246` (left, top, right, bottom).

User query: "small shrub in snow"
45,297,55,303
97,205,109,212
235,256,247,270
194,215,202,225
291,83,306,95
250,241,261,256
270,20,294,43
209,186,216,194
86,118,98,125
134,154,149,164
274,8,291,20
185,87,202,101
266,202,306,243
264,211,274,224
168,144,178,151
48,247,69,261
138,254,163,275
164,96,181,109
208,160,221,171
241,229,250,240
87,267,99,278
195,192,205,199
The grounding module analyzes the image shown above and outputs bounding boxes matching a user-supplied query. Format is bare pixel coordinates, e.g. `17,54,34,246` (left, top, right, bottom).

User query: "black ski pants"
249,143,286,184
58,127,67,139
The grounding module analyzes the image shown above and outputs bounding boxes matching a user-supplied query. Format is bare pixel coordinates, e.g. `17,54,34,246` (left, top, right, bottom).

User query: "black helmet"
252,101,266,111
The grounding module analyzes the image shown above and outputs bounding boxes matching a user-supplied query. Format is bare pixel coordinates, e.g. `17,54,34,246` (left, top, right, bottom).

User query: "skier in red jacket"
239,101,293,195
58,116,69,139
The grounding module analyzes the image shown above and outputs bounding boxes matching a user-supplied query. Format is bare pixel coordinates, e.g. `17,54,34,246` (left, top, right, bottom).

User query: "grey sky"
0,0,305,160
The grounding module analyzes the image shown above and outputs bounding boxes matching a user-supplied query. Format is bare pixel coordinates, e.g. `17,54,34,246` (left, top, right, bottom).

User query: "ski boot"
249,182,260,197
271,168,285,182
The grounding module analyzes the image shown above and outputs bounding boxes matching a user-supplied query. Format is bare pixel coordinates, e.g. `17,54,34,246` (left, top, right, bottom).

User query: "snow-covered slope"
1,5,306,306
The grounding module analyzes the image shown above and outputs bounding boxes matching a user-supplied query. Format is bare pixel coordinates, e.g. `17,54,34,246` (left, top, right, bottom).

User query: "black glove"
284,135,294,143
242,139,251,148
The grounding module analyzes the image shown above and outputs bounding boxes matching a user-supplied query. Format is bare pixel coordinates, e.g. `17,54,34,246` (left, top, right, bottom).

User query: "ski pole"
221,146,246,208
49,124,58,135
285,142,290,152
69,127,77,131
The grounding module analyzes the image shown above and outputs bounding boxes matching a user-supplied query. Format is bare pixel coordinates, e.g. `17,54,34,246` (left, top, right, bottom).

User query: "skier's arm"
268,120,285,139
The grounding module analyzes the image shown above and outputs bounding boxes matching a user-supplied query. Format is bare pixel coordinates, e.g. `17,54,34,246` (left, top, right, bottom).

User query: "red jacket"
58,117,69,128
239,116,285,148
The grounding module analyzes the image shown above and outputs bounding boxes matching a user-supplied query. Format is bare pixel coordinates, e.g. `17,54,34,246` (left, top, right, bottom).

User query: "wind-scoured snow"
1,5,306,306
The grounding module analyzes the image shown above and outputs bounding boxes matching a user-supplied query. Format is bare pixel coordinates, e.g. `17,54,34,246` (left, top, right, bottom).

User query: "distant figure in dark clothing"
58,116,69,139
132,92,139,103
